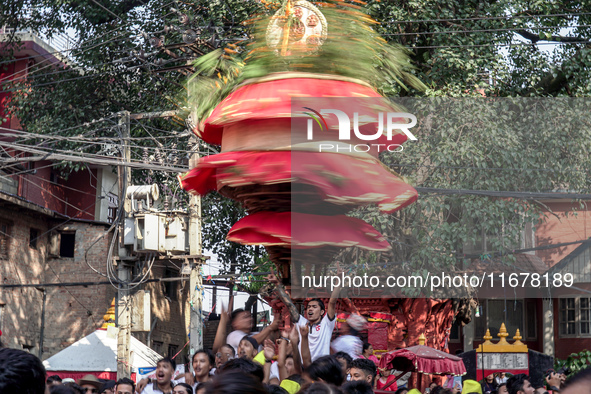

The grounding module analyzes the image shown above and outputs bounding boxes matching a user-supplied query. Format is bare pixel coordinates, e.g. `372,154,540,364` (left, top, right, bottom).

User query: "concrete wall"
134,264,190,363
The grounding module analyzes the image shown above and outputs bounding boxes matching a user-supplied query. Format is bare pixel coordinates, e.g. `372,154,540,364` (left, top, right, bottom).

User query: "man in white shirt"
267,271,341,362
139,358,176,394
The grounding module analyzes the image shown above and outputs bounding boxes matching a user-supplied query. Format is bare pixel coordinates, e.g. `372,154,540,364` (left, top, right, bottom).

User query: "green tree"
2,0,591,279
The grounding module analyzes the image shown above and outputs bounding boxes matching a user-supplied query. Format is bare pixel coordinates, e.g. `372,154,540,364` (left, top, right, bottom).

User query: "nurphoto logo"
303,107,418,153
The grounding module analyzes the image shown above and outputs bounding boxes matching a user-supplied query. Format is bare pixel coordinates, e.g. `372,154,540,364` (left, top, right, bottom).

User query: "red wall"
19,163,97,220
552,300,591,359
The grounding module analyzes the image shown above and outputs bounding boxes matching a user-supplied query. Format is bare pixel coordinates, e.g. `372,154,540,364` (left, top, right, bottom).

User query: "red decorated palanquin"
180,0,465,355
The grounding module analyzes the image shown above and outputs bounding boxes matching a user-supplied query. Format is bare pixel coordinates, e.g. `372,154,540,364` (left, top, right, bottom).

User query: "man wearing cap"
331,314,367,359
100,380,117,394
78,374,103,394
545,369,561,393
239,336,260,361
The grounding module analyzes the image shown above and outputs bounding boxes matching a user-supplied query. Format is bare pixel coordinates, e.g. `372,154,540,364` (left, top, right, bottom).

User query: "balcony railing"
0,26,75,55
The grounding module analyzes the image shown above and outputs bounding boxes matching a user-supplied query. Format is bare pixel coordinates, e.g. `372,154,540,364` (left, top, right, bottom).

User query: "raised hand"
263,338,276,360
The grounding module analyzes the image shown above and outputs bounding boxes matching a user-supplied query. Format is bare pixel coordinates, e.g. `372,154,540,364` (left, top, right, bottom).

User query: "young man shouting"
267,269,341,362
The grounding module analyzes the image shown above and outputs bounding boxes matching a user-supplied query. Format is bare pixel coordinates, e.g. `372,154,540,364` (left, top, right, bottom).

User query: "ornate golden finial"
513,329,524,346
483,329,493,345
101,298,116,329
418,333,426,346
497,322,509,345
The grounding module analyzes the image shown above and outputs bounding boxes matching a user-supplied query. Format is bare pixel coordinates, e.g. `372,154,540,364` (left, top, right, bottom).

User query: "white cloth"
270,361,280,381
227,330,248,354
140,382,174,394
297,313,336,362
495,376,508,384
331,335,363,359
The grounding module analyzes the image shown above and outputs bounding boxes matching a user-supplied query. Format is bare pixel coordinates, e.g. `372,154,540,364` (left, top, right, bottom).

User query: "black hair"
349,358,377,384
193,349,215,367
362,342,372,353
205,371,267,394
308,299,326,313
51,386,78,394
221,344,236,357
394,388,409,394
334,351,353,368
342,380,374,394
431,386,444,394
48,375,63,384
217,357,265,382
0,348,47,394
158,357,177,372
507,374,530,394
348,326,360,338
63,382,84,394
231,309,249,322
265,384,289,394
299,382,343,394
563,366,591,389
175,382,194,394
306,355,345,387
116,378,136,393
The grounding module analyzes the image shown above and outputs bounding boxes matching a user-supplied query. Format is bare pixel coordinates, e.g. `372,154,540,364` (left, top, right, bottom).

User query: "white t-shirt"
269,361,280,381
227,330,248,354
297,313,336,362
331,335,363,359
140,383,174,394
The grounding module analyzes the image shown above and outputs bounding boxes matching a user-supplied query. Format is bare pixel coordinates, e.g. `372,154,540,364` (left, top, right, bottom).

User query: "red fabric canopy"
227,211,391,251
196,73,410,147
180,150,417,213
378,345,466,376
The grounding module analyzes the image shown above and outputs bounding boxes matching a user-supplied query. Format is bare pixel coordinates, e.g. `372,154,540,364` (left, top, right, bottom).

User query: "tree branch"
516,30,591,44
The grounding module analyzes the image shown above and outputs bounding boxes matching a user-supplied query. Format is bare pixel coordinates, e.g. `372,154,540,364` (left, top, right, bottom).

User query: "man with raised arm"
266,269,341,362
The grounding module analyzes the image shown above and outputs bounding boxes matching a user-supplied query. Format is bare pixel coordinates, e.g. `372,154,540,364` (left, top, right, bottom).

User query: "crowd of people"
1,273,591,394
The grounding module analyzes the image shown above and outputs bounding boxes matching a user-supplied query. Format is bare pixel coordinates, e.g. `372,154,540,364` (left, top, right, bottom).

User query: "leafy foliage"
187,0,426,120
555,350,591,375
3,0,591,279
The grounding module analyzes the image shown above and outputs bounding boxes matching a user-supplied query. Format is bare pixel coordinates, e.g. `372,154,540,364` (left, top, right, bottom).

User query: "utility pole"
117,110,132,378
188,126,203,355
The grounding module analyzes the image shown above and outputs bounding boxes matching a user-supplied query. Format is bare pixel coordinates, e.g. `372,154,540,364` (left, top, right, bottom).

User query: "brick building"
0,28,191,363
449,200,591,360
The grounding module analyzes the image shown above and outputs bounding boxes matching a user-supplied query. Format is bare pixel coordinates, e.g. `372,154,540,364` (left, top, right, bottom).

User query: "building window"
168,344,178,361
152,341,163,354
0,221,10,259
60,232,76,258
560,297,591,337
163,269,178,301
474,299,535,340
29,228,39,249
107,193,118,224
465,217,535,255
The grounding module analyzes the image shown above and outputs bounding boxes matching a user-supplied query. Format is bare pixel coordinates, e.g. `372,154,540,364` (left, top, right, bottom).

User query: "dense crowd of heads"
2,346,591,394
